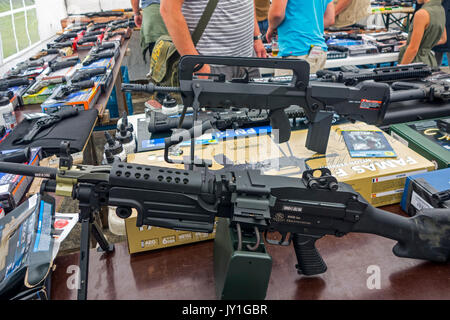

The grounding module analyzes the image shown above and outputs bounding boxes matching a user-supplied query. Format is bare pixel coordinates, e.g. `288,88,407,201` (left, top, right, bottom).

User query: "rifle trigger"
279,232,292,246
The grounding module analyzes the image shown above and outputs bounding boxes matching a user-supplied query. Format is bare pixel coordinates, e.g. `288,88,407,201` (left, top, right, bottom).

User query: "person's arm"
160,0,199,56
131,0,142,28
160,0,211,74
324,1,335,29
334,0,352,16
436,28,447,46
254,2,268,58
266,0,288,43
400,9,429,65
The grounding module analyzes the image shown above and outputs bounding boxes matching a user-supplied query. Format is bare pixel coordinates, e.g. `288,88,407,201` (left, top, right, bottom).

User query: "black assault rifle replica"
122,56,391,158
0,142,448,300
316,63,433,86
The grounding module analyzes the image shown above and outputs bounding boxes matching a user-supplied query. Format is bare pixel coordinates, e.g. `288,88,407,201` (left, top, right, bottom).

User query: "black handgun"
82,49,117,66
47,40,74,49
77,35,101,46
91,42,116,55
54,32,79,43
70,68,106,83
54,80,95,100
0,77,30,91
48,57,79,72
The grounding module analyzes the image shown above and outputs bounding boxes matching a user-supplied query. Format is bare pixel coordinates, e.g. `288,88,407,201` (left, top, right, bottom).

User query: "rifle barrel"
0,162,57,179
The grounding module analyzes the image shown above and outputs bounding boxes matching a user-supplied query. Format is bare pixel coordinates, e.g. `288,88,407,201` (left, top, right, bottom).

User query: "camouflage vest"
149,35,180,87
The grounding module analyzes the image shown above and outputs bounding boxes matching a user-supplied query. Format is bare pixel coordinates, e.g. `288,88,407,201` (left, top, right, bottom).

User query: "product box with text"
128,122,435,208
390,117,450,169
125,209,216,254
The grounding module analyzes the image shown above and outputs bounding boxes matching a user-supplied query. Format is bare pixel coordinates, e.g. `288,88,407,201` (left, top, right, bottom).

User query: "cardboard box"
9,83,35,108
25,155,59,198
128,122,435,208
400,168,450,216
0,147,41,213
41,83,101,113
22,84,60,105
390,117,450,169
125,209,216,254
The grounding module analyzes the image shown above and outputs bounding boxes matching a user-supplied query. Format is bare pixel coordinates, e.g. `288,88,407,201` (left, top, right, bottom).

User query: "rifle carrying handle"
292,233,327,276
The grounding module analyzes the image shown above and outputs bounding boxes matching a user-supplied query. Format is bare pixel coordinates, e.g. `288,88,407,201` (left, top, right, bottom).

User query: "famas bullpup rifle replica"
0,57,448,300
123,56,391,158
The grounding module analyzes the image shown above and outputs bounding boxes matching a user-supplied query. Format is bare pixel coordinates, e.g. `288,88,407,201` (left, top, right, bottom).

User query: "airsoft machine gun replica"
123,56,392,155
0,144,448,300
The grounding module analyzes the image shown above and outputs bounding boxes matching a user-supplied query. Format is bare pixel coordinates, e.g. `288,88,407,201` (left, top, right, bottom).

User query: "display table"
371,6,415,32
50,204,450,300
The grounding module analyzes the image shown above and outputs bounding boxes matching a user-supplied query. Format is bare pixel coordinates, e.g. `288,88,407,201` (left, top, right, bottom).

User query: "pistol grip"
292,233,327,276
269,108,291,143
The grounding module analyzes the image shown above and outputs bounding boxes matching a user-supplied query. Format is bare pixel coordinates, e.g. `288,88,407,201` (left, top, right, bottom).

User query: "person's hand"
265,27,276,43
254,39,268,58
194,63,211,79
398,40,407,48
134,13,143,28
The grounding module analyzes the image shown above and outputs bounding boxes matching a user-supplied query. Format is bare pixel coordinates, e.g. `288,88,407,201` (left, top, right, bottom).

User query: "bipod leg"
77,207,91,300
91,217,114,253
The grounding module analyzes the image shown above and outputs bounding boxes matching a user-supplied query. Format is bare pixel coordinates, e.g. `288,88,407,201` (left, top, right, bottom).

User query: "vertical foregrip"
269,109,291,143
292,233,327,276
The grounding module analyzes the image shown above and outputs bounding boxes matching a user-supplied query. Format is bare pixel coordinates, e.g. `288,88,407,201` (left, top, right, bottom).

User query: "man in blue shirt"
267,0,335,74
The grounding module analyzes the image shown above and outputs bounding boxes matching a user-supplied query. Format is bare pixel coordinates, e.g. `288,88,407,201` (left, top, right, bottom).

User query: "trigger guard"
264,231,292,246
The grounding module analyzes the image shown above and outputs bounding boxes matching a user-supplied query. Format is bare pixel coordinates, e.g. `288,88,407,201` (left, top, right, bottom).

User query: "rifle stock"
355,206,450,262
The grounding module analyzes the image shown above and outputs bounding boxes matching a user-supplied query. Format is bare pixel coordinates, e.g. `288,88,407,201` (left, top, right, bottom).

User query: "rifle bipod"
43,142,114,300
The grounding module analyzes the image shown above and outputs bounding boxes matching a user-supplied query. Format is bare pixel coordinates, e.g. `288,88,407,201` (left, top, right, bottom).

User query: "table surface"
50,204,450,300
